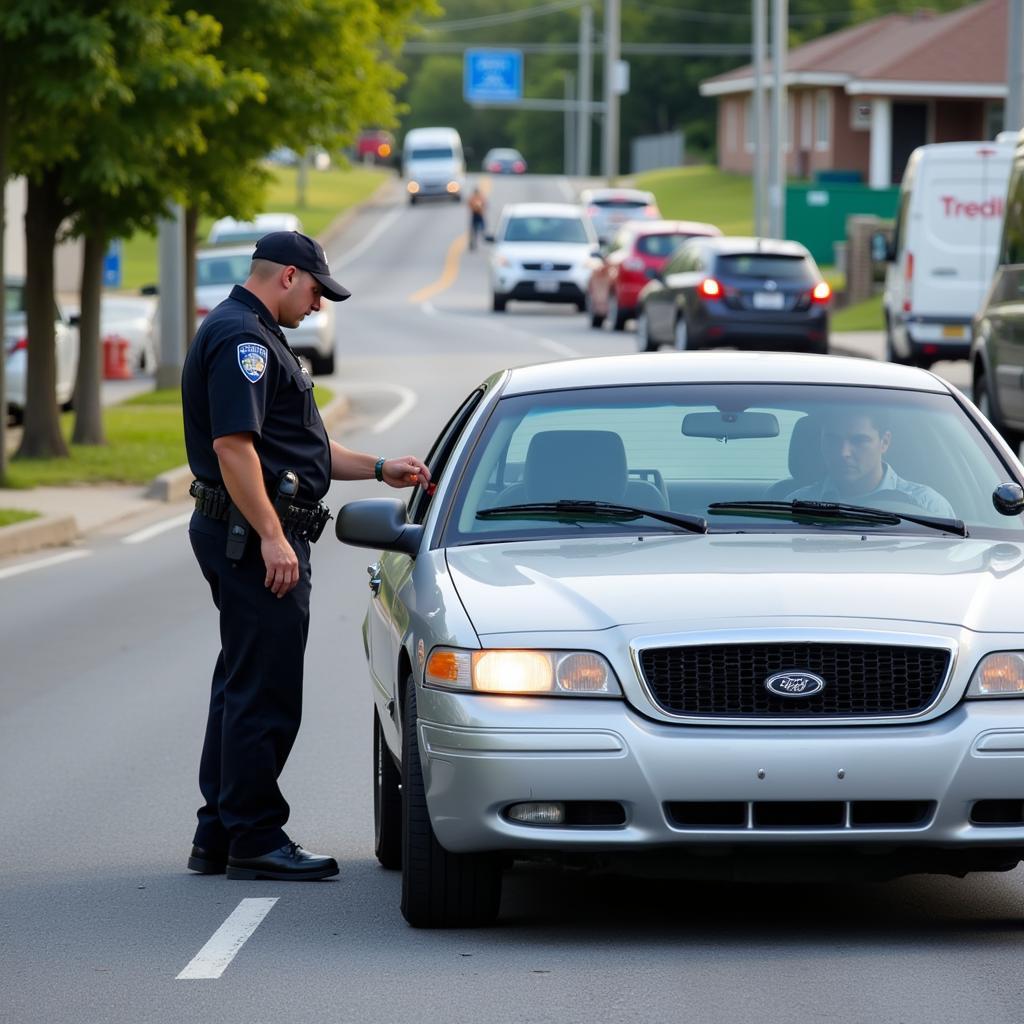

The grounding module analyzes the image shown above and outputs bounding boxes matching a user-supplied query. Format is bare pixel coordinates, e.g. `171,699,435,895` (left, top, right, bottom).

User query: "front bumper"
493,266,590,304
417,687,1024,860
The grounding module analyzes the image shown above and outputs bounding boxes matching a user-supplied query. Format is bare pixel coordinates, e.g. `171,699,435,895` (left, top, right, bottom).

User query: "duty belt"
189,480,332,543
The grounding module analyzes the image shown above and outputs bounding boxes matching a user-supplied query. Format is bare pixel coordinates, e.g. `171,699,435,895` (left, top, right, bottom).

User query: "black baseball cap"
252,230,351,301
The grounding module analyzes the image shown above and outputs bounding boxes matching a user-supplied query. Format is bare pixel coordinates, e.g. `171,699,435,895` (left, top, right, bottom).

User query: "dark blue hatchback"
636,237,831,354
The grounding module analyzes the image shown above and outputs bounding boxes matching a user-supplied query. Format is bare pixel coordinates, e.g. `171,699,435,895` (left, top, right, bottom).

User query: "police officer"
181,230,430,881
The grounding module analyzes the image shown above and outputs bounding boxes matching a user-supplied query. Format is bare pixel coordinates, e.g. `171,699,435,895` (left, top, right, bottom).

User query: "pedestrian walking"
181,230,430,881
468,187,486,250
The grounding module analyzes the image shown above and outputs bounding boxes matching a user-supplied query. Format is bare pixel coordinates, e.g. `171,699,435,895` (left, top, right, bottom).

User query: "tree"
0,1,237,458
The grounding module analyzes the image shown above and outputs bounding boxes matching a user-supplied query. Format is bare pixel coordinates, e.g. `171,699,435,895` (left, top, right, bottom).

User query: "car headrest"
788,415,825,484
524,430,628,503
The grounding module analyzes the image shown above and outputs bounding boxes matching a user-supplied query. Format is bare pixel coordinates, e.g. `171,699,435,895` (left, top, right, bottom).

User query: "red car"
585,219,722,331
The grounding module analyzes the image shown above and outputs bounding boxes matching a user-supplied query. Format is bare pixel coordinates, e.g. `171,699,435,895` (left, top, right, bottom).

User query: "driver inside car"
788,408,955,519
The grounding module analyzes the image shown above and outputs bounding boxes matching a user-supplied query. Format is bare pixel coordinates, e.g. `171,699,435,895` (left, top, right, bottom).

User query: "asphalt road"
1,174,1021,1024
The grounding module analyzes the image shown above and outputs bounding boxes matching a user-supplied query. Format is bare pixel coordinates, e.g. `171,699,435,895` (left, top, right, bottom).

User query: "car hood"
493,242,592,264
446,533,1024,636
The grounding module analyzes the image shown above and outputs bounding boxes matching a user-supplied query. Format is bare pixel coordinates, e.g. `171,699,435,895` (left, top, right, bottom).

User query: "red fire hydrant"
102,335,133,379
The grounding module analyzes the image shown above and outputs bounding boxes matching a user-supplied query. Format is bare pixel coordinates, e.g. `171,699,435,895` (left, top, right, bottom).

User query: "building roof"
700,0,1007,98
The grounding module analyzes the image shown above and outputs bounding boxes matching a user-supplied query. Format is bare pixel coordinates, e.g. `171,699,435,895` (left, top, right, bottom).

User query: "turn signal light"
699,278,723,299
968,652,1024,697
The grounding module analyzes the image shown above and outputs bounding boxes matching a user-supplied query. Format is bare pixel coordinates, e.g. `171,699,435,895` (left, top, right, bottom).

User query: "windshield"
504,216,589,244
443,383,1023,545
197,253,252,287
637,233,696,257
409,146,454,160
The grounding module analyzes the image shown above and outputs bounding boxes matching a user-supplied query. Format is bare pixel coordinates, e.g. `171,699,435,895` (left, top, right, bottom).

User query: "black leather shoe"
187,844,227,874
226,842,339,881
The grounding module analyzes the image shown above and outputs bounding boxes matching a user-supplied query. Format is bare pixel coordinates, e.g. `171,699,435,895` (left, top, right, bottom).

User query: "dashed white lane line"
0,549,91,580
332,207,403,269
535,336,582,357
177,898,278,980
122,511,193,545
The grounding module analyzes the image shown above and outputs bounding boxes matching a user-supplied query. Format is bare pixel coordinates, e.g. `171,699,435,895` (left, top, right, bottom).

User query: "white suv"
488,202,599,313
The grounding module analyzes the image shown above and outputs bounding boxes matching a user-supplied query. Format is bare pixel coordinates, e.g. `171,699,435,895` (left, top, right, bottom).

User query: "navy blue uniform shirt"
182,285,331,501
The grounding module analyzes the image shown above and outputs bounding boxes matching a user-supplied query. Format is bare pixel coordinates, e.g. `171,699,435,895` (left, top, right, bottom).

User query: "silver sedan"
336,351,1024,927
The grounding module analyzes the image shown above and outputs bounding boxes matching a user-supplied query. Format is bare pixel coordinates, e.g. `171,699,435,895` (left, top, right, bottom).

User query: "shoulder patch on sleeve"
237,342,269,383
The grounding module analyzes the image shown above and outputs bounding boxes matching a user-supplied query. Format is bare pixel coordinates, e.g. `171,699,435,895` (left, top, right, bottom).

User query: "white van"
402,126,465,204
879,140,1014,368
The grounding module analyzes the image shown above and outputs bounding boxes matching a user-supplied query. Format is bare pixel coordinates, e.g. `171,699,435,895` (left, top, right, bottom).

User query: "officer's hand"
382,456,431,489
262,534,300,598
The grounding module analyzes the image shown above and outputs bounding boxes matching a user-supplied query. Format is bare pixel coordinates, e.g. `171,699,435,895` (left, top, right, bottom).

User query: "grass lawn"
0,508,39,526
119,165,391,292
833,293,884,332
4,384,335,489
634,166,754,236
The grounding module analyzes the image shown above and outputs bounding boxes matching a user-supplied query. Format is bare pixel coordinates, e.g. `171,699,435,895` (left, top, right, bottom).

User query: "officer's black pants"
189,512,312,859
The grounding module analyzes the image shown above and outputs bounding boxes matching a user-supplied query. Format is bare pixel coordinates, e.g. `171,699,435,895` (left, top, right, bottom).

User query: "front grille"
638,642,950,718
666,800,935,831
522,262,571,271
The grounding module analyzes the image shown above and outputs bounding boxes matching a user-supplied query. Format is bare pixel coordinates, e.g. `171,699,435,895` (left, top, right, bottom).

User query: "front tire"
374,706,402,870
636,309,656,352
310,349,336,376
492,292,507,313
400,678,502,928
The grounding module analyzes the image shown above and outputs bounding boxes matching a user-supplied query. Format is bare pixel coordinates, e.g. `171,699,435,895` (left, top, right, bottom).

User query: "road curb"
0,514,78,558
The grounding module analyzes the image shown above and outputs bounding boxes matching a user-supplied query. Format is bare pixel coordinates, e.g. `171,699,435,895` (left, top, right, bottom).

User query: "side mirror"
140,284,159,296
993,482,1024,516
870,231,893,263
335,497,423,556
67,312,81,327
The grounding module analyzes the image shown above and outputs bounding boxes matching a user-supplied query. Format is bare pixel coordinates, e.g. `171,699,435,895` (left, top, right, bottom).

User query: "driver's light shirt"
789,463,956,519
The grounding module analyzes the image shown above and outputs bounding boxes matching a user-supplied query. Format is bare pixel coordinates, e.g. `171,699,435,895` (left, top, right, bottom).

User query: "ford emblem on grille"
764,671,826,697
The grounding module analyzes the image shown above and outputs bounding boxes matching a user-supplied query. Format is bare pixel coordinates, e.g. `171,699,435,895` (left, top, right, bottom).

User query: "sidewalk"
0,393,349,559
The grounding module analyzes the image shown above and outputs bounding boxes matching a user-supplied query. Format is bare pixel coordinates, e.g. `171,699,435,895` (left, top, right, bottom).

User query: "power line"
420,0,581,32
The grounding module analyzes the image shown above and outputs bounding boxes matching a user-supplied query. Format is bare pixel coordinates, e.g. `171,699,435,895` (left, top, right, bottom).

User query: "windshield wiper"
477,500,708,534
707,499,967,537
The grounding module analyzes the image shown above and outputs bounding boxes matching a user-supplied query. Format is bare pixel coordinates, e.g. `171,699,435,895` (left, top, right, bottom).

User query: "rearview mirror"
682,411,780,440
993,482,1024,516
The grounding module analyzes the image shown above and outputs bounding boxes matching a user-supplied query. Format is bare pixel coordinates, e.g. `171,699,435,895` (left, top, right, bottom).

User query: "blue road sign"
103,239,122,288
464,49,523,104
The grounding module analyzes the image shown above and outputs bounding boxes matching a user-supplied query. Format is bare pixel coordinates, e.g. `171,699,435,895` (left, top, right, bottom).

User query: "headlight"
494,254,511,267
424,647,622,697
967,652,1024,697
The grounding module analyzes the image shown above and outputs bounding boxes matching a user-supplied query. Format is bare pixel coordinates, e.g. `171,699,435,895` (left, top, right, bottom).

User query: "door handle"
367,562,382,596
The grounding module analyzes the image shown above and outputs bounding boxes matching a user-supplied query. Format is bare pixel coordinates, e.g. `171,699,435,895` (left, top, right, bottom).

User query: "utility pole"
603,0,621,182
1007,0,1024,133
752,0,768,236
156,204,185,390
564,71,577,177
769,0,788,238
577,4,593,177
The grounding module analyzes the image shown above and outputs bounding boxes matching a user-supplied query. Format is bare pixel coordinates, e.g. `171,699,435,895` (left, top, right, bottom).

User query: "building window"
985,101,1005,141
815,90,831,149
801,93,813,150
725,100,738,152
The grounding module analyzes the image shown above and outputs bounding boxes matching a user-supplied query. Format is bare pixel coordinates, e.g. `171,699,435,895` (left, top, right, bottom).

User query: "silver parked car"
194,245,336,375
337,351,1024,927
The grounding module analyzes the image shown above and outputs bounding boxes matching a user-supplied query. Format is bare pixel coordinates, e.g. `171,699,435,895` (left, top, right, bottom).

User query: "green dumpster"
785,183,899,264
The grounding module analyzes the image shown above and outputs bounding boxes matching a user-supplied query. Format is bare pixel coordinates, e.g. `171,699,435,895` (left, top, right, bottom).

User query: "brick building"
700,0,1009,186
